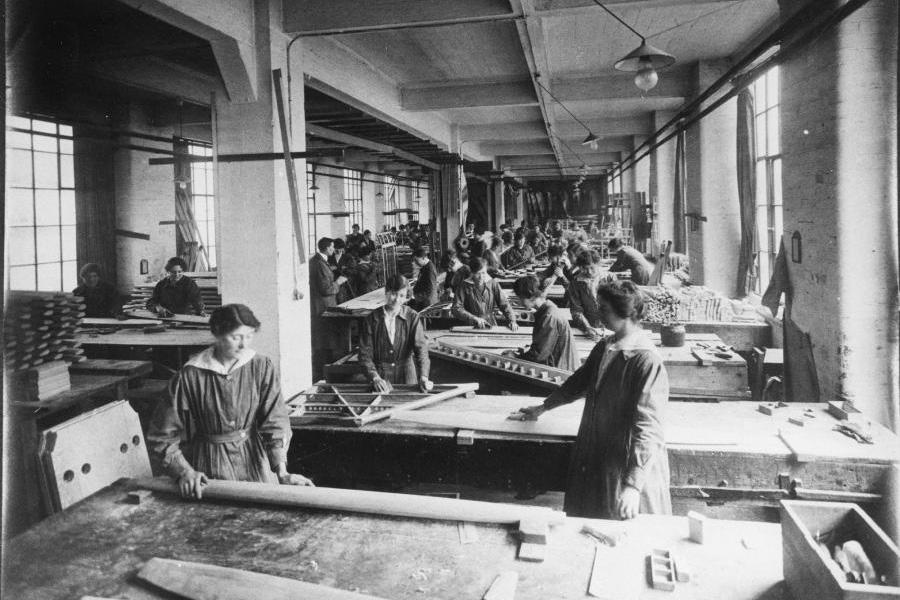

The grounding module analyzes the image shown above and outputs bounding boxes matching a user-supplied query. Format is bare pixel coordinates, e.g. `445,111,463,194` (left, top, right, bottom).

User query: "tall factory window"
306,164,318,259
753,66,783,292
5,116,77,291
189,142,216,268
343,168,363,234
384,176,399,230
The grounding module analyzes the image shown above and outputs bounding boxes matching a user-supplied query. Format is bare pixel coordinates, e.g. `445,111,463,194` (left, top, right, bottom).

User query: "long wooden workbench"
75,327,215,368
429,327,749,399
289,395,899,524
2,480,789,599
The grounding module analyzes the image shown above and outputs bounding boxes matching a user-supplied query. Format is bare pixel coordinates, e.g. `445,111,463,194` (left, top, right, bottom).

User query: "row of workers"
147,276,670,521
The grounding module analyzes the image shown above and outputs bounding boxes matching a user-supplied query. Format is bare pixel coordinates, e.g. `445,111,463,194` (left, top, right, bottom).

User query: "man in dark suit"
310,237,348,380
409,246,438,311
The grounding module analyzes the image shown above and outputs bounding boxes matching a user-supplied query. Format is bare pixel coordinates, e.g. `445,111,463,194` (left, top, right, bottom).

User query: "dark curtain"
173,138,209,272
736,89,758,297
673,130,687,253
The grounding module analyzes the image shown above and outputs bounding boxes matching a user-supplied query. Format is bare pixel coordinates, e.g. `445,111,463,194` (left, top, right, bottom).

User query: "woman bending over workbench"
512,281,671,520
147,304,313,499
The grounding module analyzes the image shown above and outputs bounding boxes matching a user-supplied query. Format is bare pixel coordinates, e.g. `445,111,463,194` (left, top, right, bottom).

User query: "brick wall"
780,0,898,428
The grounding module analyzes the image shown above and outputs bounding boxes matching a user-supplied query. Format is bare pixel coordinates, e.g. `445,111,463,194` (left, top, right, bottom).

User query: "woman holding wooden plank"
147,304,313,499
512,281,671,520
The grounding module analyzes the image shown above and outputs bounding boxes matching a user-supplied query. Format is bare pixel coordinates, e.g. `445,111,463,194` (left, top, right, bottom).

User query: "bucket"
660,323,686,347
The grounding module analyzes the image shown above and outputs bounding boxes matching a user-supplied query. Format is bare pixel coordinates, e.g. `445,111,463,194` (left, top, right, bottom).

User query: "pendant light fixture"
533,77,600,149
591,0,676,92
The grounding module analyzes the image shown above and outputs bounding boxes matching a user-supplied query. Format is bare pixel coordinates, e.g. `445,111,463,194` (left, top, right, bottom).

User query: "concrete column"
685,60,740,291
214,0,311,395
652,110,678,245
780,0,898,428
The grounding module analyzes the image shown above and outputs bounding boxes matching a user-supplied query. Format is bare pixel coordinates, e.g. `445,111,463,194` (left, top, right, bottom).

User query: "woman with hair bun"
148,304,314,499
512,281,671,520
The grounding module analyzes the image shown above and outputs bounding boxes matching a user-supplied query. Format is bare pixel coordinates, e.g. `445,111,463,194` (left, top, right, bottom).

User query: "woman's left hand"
278,472,315,487
617,485,641,520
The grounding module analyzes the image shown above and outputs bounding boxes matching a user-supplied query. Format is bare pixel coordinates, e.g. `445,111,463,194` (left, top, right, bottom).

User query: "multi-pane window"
607,173,621,196
188,142,216,269
752,66,783,293
5,116,77,291
343,168,363,234
384,176,399,230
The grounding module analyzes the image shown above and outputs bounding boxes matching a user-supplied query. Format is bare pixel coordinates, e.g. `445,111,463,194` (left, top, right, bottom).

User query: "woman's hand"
178,470,208,499
509,404,546,421
617,485,641,520
586,327,603,342
278,472,315,486
418,377,434,393
372,376,393,393
473,317,490,329
508,320,519,332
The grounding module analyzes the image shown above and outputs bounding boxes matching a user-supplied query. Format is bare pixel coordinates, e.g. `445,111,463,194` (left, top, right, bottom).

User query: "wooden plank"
131,477,565,525
123,309,210,325
138,557,388,600
81,318,163,327
67,359,153,378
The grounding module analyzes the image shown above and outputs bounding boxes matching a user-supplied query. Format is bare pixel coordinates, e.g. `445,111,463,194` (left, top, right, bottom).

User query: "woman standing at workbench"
147,304,313,499
513,281,671,520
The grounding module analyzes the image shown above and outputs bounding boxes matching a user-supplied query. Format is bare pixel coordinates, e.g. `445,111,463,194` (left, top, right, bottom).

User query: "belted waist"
195,429,250,444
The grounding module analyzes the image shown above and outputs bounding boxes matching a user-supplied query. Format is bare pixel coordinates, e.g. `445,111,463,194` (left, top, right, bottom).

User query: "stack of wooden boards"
122,272,221,312
4,291,88,400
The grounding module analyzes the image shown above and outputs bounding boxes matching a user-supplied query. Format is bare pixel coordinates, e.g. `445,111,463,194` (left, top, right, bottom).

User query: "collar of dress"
606,329,659,359
187,346,257,375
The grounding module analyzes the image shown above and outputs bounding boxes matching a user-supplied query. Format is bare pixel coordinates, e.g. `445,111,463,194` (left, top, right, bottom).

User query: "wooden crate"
780,500,900,599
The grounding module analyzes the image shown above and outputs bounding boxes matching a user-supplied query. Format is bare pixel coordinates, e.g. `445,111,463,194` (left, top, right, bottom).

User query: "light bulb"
634,66,658,92
589,139,599,151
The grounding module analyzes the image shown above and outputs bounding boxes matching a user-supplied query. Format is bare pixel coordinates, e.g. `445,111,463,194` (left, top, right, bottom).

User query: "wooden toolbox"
780,500,900,599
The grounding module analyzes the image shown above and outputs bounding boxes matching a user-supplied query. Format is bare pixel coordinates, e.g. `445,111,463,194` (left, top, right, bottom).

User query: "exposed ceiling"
294,0,779,179
11,0,781,181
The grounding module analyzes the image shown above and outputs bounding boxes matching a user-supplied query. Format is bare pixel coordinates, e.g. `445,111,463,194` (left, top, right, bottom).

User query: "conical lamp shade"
582,132,599,146
614,40,675,71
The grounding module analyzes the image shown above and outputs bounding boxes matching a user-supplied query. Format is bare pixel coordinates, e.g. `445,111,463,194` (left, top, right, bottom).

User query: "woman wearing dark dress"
147,304,314,499
72,263,122,318
512,281,671,520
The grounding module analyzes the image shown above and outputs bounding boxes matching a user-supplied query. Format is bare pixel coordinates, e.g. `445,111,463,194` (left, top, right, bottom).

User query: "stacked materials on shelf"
641,286,766,324
4,290,87,400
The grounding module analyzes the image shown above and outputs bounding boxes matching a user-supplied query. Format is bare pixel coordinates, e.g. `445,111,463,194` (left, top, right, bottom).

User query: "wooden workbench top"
74,328,216,347
2,480,788,600
293,396,900,464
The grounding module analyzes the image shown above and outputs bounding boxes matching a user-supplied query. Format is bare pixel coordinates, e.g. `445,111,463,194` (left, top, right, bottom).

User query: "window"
5,116,77,291
188,142,216,268
752,66,783,293
607,173,621,196
384,176,399,230
343,168,363,233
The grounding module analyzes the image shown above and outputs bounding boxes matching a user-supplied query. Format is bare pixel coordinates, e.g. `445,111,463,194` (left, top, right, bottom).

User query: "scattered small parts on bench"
687,511,706,544
482,571,518,600
581,523,627,547
646,549,676,591
826,399,863,422
788,415,806,427
833,421,874,444
757,401,788,416
125,489,153,504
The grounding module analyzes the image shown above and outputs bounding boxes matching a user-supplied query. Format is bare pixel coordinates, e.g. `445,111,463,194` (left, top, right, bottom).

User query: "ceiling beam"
551,68,692,102
90,56,227,107
532,0,743,18
306,123,440,170
552,116,652,138
284,0,518,35
401,80,537,111
116,0,256,102
460,121,549,141
478,140,555,156
499,152,620,167
509,0,565,176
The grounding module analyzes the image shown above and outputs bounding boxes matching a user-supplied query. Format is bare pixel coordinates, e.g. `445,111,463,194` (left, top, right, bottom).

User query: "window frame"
5,115,78,292
343,168,363,234
752,66,783,294
187,141,216,269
